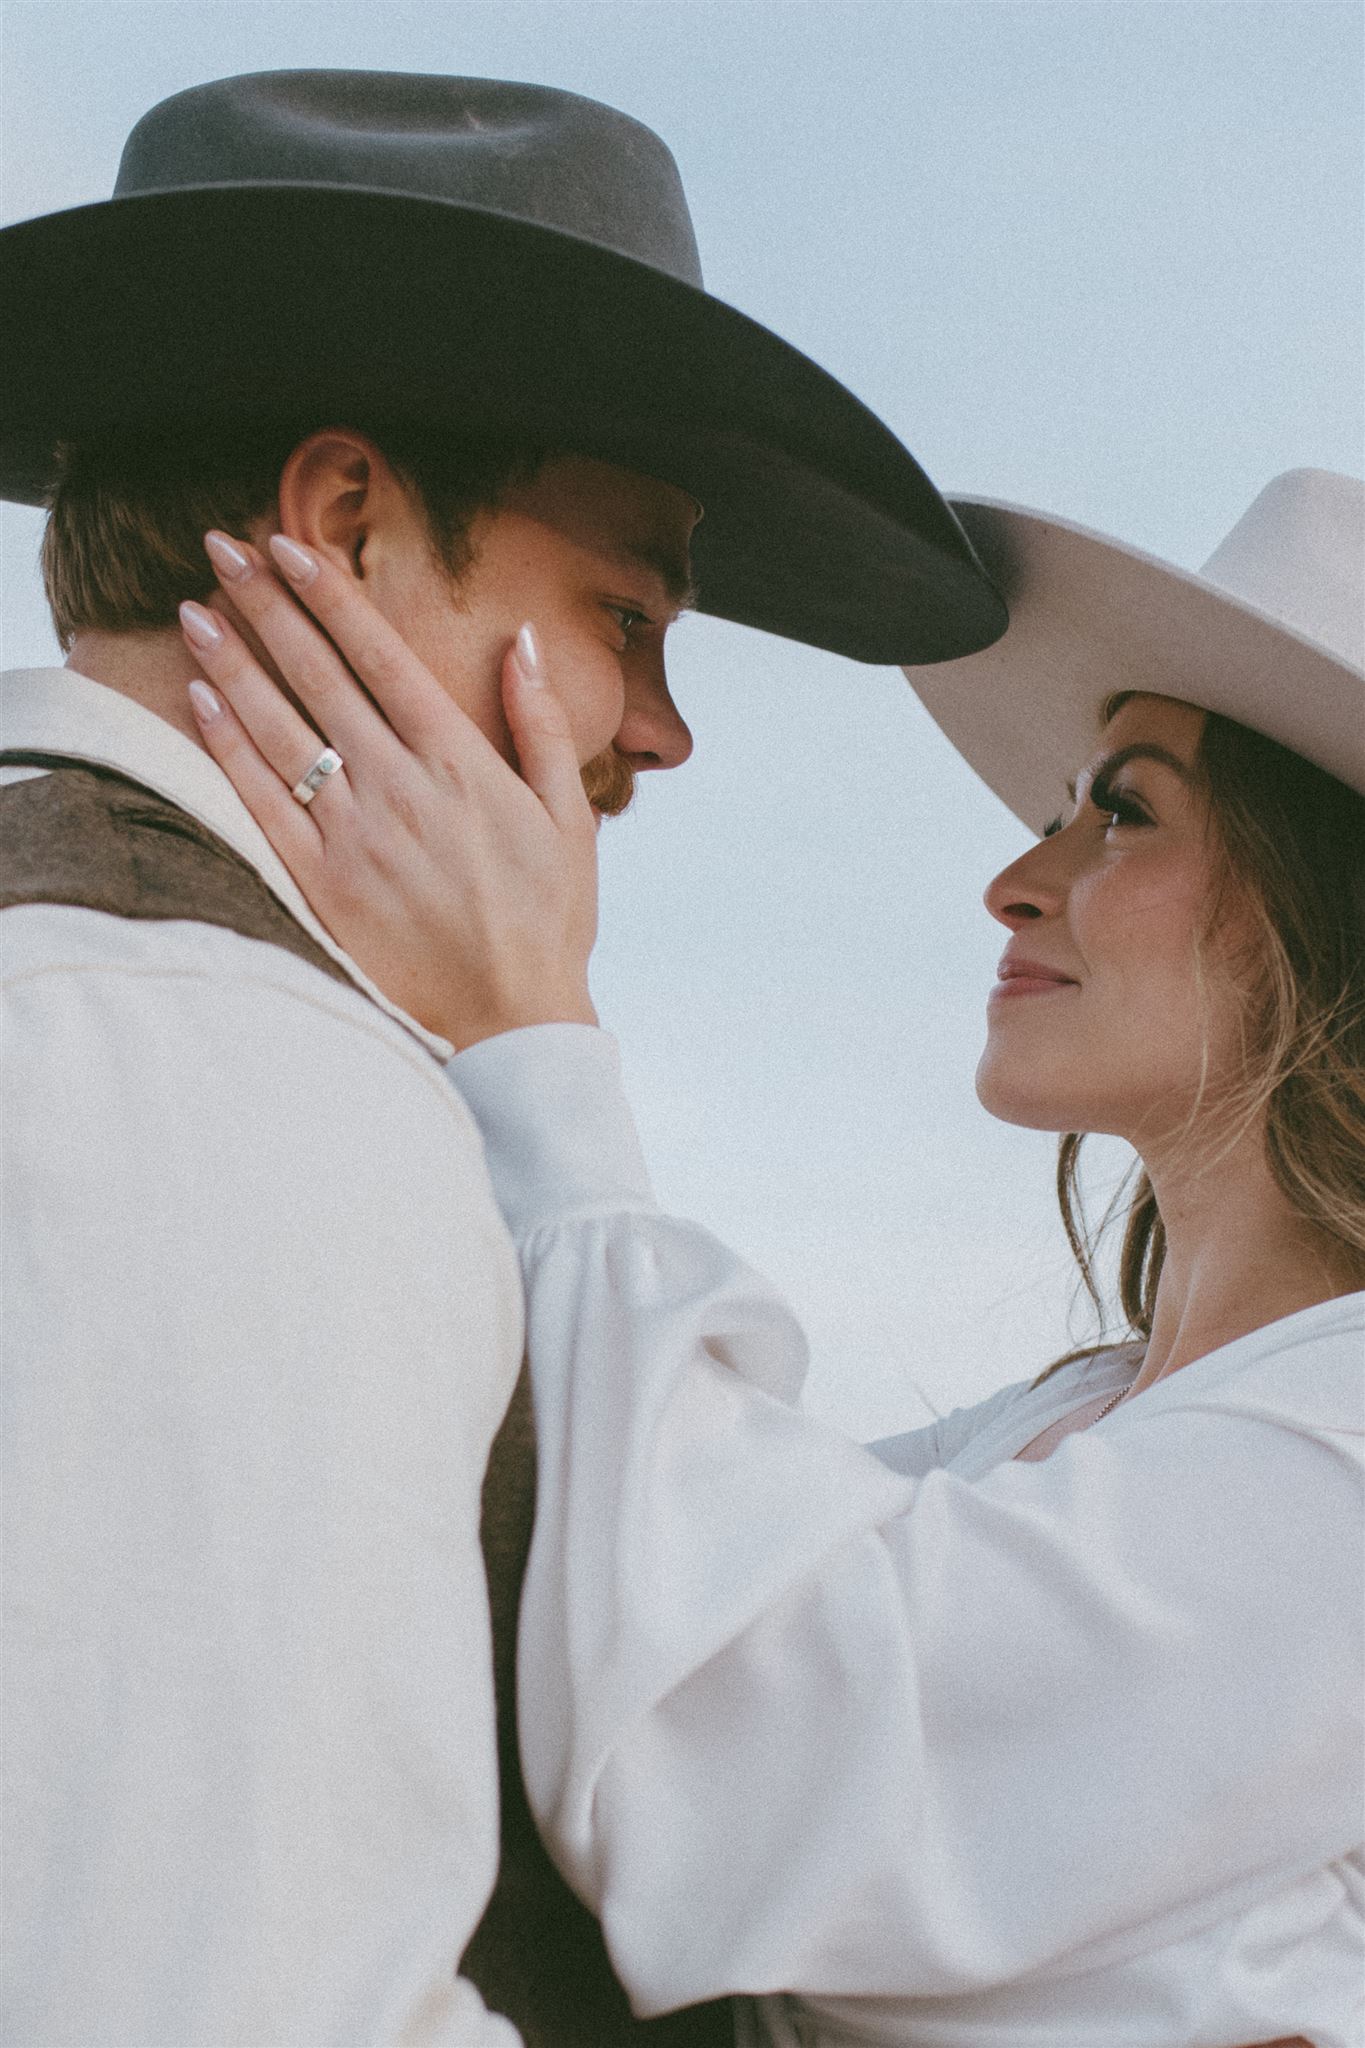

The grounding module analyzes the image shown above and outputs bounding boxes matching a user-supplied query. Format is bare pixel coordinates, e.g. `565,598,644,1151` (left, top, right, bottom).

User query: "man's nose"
617,664,693,771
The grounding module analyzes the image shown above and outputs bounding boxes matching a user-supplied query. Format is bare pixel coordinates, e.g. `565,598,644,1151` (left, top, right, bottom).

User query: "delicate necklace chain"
1093,1344,1146,1426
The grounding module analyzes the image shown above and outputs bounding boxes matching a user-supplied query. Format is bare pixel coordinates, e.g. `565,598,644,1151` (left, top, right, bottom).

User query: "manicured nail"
204,530,252,582
268,534,319,587
179,599,224,650
187,680,223,725
515,622,543,685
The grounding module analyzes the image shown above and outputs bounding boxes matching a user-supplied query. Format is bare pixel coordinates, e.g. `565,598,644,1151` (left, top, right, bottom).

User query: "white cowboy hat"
902,468,1365,833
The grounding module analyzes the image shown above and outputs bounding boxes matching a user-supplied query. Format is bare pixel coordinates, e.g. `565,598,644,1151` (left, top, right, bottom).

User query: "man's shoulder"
0,755,352,985
0,758,452,1098
2,897,483,1159
2,899,521,1355
0,758,507,1251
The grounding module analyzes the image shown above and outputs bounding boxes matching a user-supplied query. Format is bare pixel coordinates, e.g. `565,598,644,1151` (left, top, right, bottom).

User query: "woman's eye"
1089,777,1151,830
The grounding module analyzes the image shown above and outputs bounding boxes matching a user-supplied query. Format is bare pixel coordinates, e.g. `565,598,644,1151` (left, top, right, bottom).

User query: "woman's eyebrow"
1067,741,1195,804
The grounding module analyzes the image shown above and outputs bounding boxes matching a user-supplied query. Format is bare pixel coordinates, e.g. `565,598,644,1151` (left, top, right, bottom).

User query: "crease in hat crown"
1198,467,1364,671
113,69,705,287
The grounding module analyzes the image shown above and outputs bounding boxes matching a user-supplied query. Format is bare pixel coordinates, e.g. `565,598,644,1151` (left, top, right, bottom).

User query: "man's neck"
64,629,209,751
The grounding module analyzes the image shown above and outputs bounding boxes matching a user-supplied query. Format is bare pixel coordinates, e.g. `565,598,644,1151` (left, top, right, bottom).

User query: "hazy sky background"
2,0,1361,1436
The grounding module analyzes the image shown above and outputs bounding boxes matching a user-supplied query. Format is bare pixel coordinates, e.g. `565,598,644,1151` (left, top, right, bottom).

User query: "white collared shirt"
452,1022,1365,2048
2,669,525,2047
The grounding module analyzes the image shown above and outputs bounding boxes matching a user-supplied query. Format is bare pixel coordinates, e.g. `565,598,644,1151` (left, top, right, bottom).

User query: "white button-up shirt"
2,669,525,2047
452,1022,1365,2048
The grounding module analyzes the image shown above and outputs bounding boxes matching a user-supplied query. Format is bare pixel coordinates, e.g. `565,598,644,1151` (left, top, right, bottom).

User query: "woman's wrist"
449,1024,656,1237
447,985,599,1053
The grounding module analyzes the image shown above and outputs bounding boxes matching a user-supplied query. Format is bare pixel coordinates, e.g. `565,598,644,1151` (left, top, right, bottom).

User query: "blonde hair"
41,426,544,649
1039,704,1365,1381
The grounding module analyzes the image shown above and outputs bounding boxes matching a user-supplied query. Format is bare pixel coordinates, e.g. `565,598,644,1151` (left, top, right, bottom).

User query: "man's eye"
606,603,651,639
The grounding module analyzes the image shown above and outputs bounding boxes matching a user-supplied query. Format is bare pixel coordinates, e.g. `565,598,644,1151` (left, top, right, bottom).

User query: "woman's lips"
990,959,1080,1001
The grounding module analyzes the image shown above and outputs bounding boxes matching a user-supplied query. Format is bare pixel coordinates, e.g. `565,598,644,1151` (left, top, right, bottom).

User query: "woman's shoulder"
870,1342,1139,1478
1143,1291,1364,1434
868,1295,1362,1482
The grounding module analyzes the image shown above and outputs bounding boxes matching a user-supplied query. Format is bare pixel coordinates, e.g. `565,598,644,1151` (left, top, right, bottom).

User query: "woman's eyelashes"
1042,777,1154,838
1088,772,1152,830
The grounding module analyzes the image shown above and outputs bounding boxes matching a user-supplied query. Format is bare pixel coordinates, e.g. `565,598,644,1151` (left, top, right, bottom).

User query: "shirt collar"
0,667,454,1061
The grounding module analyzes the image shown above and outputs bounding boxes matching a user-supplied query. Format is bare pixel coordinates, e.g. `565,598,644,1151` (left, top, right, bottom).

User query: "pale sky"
2,0,1361,1435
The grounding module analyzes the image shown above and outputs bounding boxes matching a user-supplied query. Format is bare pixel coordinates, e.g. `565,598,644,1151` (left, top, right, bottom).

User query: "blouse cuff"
447,1024,657,1239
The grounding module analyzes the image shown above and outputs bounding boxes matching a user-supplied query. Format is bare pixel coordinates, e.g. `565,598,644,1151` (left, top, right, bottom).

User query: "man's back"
1,673,525,2044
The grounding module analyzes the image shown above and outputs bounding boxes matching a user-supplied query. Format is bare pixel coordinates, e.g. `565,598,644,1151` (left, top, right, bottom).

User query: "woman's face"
976,694,1253,1147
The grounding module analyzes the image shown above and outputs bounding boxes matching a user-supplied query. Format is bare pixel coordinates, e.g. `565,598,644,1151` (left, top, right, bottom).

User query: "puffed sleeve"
451,1024,1364,2016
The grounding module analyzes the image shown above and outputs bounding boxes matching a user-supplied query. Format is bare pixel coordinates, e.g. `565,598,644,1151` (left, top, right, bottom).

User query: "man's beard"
580,746,635,818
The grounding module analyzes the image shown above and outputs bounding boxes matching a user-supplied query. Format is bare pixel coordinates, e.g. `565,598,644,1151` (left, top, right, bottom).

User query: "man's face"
379,454,699,815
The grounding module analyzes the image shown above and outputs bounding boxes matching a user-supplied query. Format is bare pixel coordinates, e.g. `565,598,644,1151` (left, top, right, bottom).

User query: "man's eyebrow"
1067,742,1195,804
615,541,699,614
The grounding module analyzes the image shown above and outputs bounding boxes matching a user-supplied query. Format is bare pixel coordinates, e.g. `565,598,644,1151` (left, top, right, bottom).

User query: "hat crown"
0,67,1005,659
1199,467,1364,672
114,69,704,288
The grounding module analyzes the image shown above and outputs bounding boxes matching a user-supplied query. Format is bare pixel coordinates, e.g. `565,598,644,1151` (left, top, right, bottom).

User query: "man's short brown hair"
41,423,544,649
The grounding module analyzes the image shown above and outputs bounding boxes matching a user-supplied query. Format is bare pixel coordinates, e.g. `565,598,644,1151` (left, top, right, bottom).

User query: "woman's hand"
180,530,599,1049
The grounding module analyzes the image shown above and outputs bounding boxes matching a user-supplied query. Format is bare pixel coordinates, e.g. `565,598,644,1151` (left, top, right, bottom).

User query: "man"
0,70,1003,2045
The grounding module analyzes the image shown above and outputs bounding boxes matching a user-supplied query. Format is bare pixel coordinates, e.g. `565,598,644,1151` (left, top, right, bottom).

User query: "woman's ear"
275,428,400,581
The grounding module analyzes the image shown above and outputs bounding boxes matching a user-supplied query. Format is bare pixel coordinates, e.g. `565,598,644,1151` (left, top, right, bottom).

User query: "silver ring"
291,746,344,807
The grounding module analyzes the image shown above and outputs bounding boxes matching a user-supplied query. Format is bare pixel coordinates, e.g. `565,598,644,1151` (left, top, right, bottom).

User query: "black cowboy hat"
0,70,1005,664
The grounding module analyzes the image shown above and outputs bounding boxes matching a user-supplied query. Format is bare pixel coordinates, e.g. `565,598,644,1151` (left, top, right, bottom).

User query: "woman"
180,469,1363,2045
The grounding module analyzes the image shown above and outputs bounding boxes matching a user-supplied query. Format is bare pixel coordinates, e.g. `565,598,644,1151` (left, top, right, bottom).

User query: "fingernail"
187,680,223,725
179,599,224,649
268,534,319,586
515,622,543,684
204,530,252,582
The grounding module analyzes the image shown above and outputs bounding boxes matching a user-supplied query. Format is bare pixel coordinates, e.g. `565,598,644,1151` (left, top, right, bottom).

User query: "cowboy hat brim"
0,184,1005,666
902,497,1365,832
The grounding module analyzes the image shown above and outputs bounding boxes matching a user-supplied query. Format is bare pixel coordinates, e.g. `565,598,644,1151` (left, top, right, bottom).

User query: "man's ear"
275,429,403,581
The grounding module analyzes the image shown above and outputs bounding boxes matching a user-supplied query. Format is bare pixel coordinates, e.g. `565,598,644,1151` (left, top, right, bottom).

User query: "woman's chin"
974,1052,1077,1133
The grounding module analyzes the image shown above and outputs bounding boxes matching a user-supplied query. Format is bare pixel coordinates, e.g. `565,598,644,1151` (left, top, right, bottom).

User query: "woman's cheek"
1077,852,1208,967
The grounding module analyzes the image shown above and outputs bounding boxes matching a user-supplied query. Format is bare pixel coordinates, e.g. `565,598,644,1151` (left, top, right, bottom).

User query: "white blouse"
451,1023,1365,2048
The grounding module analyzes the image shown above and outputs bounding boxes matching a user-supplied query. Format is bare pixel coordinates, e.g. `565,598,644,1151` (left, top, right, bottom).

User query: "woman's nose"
983,835,1069,927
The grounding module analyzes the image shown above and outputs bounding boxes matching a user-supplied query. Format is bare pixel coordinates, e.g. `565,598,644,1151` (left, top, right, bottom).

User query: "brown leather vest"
0,758,733,2048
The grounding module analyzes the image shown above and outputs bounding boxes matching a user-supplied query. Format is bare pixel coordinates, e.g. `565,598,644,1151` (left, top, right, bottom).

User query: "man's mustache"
580,746,635,817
